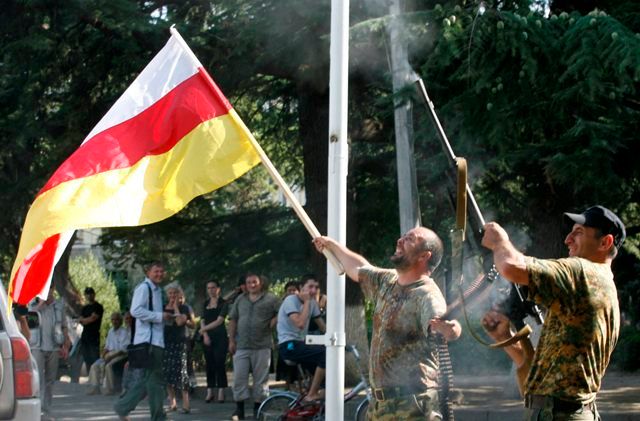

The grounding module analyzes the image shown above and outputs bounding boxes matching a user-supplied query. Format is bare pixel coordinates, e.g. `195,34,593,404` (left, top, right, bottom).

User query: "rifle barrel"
415,77,545,326
414,78,485,227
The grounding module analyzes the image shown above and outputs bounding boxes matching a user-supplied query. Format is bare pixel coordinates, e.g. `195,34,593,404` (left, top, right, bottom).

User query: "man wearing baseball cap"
480,205,624,420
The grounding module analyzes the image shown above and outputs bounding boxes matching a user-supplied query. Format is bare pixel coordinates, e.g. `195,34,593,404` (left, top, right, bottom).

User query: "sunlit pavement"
48,371,640,420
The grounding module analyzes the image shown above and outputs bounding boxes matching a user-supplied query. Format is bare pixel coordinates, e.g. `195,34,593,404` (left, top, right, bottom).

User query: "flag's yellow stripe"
11,110,259,279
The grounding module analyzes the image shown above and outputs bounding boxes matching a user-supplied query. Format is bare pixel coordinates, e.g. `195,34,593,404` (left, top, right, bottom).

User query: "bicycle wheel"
354,397,370,421
257,393,297,421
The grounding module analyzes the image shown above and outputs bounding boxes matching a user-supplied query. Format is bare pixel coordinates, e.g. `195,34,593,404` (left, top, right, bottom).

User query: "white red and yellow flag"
9,29,260,305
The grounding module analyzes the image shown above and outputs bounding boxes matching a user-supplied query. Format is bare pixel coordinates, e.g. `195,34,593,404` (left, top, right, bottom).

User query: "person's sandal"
179,408,191,414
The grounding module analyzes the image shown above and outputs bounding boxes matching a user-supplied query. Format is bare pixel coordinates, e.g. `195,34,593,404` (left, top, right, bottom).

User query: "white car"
0,283,40,420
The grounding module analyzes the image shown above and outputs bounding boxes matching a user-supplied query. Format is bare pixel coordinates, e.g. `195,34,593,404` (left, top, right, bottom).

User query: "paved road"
48,371,640,420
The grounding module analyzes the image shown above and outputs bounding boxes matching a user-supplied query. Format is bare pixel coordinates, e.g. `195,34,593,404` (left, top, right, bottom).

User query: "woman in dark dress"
199,281,229,403
163,283,192,413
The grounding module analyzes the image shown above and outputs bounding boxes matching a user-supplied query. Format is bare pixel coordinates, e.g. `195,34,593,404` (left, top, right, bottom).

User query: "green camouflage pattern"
367,389,442,420
525,257,620,404
358,266,446,391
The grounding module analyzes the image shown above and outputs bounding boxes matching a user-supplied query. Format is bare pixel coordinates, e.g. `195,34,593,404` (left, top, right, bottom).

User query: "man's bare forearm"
313,237,369,282
227,319,237,340
493,242,529,286
482,223,529,285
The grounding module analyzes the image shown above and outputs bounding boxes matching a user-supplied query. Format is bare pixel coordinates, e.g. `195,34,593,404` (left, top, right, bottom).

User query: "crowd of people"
26,261,330,421
26,205,625,421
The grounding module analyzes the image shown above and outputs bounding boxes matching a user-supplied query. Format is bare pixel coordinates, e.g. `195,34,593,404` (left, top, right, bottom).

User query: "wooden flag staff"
242,121,346,275
230,111,345,275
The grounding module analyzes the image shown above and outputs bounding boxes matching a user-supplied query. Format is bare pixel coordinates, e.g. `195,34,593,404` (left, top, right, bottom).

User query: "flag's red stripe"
12,234,60,305
39,71,232,195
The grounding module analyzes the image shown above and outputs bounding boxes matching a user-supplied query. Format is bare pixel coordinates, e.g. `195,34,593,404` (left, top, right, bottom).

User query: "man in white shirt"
87,311,131,395
114,261,173,421
29,286,71,421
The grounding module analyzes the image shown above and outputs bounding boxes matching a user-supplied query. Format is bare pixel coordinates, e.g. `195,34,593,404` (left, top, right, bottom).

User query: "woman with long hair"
199,281,229,403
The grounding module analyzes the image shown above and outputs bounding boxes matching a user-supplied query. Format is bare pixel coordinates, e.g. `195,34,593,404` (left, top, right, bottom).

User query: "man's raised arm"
313,237,369,282
482,222,529,286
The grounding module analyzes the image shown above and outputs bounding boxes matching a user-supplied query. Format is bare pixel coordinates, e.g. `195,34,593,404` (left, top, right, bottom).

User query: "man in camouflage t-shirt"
314,227,461,420
481,206,625,420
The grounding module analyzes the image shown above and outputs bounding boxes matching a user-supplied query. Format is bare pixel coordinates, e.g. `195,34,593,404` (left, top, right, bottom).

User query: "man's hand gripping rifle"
414,79,544,348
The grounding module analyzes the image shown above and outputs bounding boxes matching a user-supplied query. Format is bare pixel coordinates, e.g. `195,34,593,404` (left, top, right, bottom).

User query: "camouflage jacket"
359,266,446,391
525,256,620,403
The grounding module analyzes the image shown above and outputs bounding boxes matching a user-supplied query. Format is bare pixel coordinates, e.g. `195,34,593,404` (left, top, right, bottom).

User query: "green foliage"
420,5,640,231
69,253,121,347
412,3,640,305
0,0,164,276
610,325,640,371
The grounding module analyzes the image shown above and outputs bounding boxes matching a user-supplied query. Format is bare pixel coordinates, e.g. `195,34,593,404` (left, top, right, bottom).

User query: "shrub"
69,253,121,347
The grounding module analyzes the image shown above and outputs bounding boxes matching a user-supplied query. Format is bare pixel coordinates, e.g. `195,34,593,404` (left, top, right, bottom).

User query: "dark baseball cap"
84,287,96,294
564,206,626,249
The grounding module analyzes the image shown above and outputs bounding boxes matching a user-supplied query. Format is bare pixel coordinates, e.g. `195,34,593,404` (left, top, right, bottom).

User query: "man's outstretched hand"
481,310,513,342
429,318,462,342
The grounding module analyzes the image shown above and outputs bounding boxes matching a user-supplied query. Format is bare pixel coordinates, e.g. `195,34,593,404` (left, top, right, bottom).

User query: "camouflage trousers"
368,389,442,421
523,397,600,421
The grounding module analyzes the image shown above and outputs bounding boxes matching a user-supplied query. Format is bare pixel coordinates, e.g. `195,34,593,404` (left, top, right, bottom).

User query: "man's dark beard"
390,253,410,270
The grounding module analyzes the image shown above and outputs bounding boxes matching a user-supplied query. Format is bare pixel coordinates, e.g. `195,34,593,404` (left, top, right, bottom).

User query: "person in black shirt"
79,287,104,370
199,280,229,403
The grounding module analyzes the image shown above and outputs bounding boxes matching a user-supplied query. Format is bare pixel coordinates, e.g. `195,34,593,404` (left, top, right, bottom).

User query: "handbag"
127,342,152,368
127,283,154,369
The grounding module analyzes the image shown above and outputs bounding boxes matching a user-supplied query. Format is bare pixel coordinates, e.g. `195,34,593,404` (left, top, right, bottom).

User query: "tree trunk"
298,83,330,282
297,83,370,384
388,0,421,235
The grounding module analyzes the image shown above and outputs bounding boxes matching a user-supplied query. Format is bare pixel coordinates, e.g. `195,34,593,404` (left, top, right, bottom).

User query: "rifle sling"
488,325,533,349
455,158,467,234
458,283,533,349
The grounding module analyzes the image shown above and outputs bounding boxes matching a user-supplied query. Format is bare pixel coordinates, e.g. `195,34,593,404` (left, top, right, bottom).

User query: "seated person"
275,281,301,390
87,311,131,395
277,276,326,401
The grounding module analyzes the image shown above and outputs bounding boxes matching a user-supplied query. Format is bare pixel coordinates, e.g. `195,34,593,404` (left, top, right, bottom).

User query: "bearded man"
314,227,461,420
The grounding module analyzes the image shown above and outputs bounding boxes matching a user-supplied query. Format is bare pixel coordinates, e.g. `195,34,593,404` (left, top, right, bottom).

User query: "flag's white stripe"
169,27,205,70
83,35,199,144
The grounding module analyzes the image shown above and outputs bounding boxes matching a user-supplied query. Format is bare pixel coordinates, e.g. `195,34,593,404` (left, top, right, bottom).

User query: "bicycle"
257,344,372,421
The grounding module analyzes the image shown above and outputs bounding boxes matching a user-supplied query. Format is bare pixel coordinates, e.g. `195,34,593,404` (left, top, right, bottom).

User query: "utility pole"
388,0,421,234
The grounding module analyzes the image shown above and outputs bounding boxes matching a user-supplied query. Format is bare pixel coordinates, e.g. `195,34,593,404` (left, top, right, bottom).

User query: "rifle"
414,78,544,333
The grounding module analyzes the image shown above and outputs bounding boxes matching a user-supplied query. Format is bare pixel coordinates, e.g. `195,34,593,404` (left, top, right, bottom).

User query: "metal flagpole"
323,1,349,420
